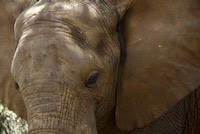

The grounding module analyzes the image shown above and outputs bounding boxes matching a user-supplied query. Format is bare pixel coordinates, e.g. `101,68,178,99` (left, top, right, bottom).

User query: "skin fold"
0,0,199,133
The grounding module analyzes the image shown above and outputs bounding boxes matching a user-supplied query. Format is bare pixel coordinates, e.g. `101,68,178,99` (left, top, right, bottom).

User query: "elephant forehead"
17,0,118,32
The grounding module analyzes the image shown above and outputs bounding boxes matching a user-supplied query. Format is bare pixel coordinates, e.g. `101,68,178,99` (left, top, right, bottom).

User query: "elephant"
2,0,199,133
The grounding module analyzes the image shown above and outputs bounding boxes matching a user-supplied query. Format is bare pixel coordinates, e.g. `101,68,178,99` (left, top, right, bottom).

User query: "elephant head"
11,1,121,133
11,0,200,133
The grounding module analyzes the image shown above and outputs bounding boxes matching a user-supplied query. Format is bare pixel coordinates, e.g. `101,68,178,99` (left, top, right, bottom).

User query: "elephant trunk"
22,84,97,134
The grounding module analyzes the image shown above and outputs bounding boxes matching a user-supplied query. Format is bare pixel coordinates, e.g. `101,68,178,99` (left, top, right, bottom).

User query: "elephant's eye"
85,70,100,88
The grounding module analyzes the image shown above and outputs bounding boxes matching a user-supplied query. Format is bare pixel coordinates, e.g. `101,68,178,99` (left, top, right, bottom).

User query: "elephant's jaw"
22,83,97,134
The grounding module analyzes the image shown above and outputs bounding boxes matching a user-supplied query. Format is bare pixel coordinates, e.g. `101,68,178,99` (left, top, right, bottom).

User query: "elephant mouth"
22,84,97,134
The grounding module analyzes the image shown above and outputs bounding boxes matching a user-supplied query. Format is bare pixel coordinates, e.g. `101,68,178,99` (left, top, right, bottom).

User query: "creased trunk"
22,84,97,134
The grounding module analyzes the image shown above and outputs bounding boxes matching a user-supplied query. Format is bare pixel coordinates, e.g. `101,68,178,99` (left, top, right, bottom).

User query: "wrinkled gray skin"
12,1,121,133
9,0,200,134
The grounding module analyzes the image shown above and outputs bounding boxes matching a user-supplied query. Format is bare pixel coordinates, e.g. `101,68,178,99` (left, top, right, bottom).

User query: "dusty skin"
0,0,200,133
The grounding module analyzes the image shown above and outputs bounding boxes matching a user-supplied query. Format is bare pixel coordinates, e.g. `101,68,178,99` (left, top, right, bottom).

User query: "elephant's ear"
115,2,200,131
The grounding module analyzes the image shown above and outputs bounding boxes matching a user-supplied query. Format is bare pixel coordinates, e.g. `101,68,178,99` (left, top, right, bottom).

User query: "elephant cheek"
21,84,97,134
